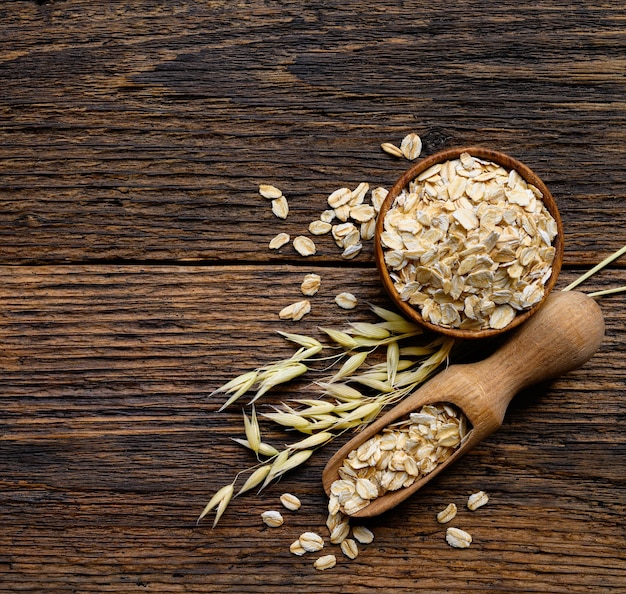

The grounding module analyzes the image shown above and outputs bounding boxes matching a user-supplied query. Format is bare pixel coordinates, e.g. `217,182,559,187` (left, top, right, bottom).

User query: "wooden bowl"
374,147,564,339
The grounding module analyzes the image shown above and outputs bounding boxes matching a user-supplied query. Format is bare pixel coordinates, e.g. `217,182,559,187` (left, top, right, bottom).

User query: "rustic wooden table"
1,2,625,592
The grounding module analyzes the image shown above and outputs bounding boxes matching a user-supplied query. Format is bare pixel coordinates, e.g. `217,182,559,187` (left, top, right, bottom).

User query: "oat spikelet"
386,340,400,387
261,449,289,488
272,449,313,478
277,331,323,350
346,322,391,340
243,406,261,454
377,319,423,334
318,327,359,349
329,351,369,383
231,438,279,458
251,362,308,403
261,449,313,488
261,411,310,431
198,483,234,527
236,465,272,496
215,371,258,411
288,432,335,450
331,401,382,429
350,331,423,348
289,344,323,362
317,382,364,401
393,338,454,388
289,402,336,417
400,345,439,357
349,376,393,393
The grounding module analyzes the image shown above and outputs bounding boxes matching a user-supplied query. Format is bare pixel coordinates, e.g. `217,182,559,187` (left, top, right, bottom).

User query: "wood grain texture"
1,1,625,265
0,266,624,592
1,1,625,592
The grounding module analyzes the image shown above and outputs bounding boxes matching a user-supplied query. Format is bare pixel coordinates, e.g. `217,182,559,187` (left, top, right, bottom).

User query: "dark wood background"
1,1,624,592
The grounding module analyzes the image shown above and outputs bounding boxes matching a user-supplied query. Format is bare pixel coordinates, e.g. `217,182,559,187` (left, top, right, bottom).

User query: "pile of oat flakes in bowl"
375,148,563,338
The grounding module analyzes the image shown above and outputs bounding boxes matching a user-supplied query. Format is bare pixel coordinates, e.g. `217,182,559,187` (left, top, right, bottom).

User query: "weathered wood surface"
1,1,625,592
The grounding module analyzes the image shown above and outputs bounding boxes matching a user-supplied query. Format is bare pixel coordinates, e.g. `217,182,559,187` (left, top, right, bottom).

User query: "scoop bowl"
374,146,564,339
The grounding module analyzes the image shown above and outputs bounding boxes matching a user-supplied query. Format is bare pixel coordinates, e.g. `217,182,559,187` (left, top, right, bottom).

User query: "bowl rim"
374,146,564,340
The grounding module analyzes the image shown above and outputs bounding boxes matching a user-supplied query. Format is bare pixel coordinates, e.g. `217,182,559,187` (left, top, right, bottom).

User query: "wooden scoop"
322,290,605,518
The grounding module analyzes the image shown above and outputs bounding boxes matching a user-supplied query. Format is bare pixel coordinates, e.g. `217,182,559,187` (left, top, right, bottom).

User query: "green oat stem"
588,285,626,297
562,243,626,292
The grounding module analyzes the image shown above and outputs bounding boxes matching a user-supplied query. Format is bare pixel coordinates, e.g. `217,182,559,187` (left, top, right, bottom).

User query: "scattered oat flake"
467,490,489,511
329,521,350,544
280,493,302,511
334,292,357,310
381,142,403,158
446,527,472,548
261,510,284,527
360,219,376,241
341,243,362,260
299,531,324,552
350,182,369,205
314,554,336,571
320,209,335,223
309,220,332,235
259,184,283,199
279,300,311,321
436,503,458,524
352,525,374,544
289,539,306,556
271,196,289,219
340,539,359,559
301,273,321,296
293,235,316,257
300,273,322,297
328,187,352,209
371,187,389,212
334,203,351,222
269,232,290,250
400,133,422,161
350,204,376,223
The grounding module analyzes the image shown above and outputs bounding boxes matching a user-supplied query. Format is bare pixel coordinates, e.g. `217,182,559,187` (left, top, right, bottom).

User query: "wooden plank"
0,265,624,592
1,1,625,264
1,0,625,591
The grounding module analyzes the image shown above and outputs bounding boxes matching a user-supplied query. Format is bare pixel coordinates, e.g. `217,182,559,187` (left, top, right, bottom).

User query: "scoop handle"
472,290,605,423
